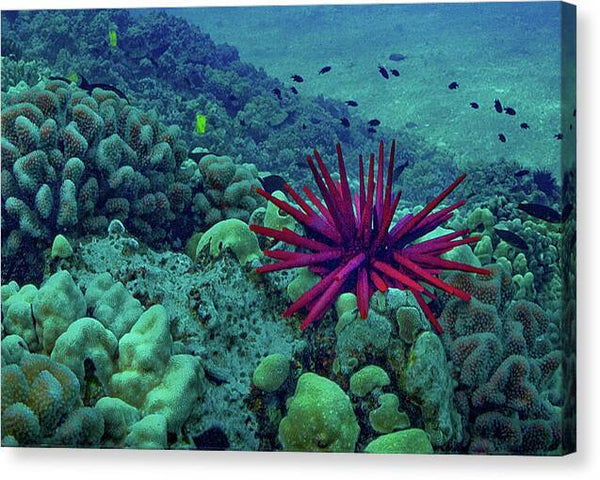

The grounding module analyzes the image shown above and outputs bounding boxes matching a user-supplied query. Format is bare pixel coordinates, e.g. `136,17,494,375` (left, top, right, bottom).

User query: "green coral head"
196,219,261,266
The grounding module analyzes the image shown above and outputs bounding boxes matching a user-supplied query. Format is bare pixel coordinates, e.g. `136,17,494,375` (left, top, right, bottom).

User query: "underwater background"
0,2,576,455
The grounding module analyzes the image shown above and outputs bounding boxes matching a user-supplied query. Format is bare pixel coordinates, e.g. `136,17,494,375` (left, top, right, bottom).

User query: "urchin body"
251,141,490,332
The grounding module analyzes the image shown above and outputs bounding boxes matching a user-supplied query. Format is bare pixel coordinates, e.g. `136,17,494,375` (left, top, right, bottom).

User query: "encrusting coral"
279,373,360,452
1,270,206,448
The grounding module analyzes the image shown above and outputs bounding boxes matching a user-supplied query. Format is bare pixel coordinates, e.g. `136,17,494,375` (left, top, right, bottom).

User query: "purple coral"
251,141,489,331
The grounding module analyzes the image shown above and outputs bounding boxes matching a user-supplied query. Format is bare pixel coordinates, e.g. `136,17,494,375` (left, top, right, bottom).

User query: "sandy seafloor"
155,2,564,174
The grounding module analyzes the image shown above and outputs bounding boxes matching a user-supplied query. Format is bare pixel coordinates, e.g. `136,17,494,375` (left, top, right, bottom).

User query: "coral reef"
0,6,573,457
0,82,270,284
440,267,564,454
1,261,206,448
1,80,191,280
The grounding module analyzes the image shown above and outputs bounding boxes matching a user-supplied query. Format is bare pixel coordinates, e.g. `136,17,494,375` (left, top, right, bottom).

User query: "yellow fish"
108,29,117,48
66,72,79,84
196,114,207,135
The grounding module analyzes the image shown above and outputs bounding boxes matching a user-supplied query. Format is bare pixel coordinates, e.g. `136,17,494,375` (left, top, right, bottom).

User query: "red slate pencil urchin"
250,140,490,333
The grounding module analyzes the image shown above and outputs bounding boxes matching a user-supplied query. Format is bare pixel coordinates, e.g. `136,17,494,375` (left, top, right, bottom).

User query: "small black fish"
569,123,573,131
291,74,304,83
48,75,73,84
367,127,377,134
319,66,331,74
345,100,358,107
259,175,287,194
518,203,561,223
389,53,406,62
390,69,400,77
378,65,389,79
301,123,307,130
448,81,459,90
189,148,213,162
290,86,298,95
504,107,516,116
393,160,409,178
573,108,576,117
554,133,563,140
520,122,530,129
340,117,350,128
498,133,507,143
368,119,381,127
78,74,129,103
514,169,530,178
470,102,479,109
272,88,282,100
494,228,528,250
494,99,503,113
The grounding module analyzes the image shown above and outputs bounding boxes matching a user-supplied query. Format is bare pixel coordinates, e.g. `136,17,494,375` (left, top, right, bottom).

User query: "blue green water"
161,2,563,173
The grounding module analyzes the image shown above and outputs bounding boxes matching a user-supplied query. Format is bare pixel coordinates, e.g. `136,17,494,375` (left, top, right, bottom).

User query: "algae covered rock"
349,365,390,397
84,272,144,339
334,293,391,375
401,332,461,447
50,234,73,259
252,353,290,392
32,270,86,353
142,354,205,433
368,393,410,434
95,397,140,442
196,218,261,265
279,373,359,452
2,282,40,350
109,305,172,408
51,317,118,392
364,428,433,454
125,413,168,449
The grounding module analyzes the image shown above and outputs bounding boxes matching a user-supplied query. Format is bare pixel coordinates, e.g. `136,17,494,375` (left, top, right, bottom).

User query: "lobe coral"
250,141,490,332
